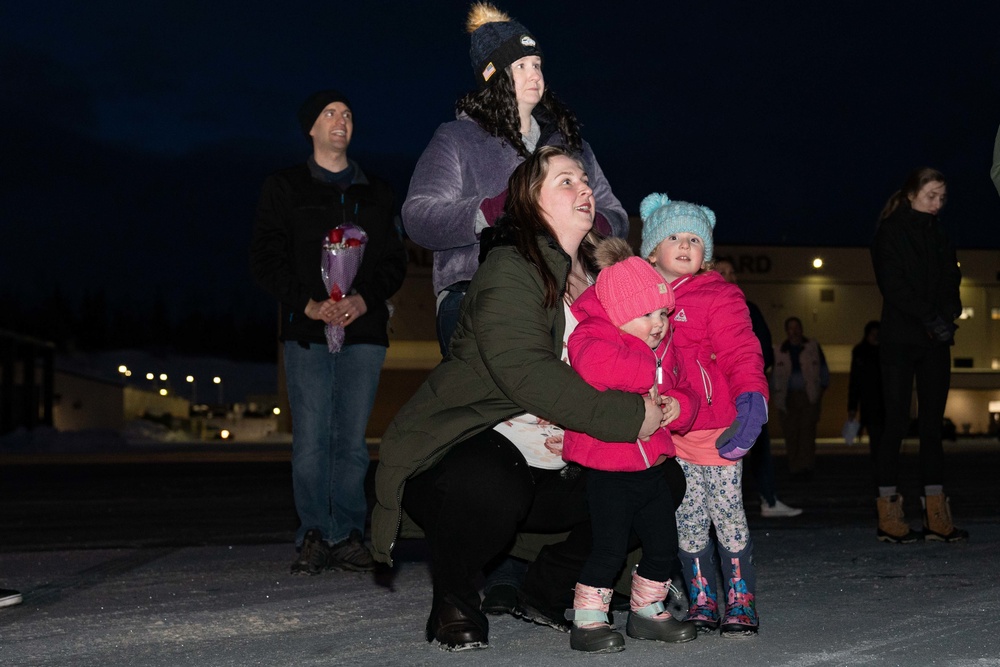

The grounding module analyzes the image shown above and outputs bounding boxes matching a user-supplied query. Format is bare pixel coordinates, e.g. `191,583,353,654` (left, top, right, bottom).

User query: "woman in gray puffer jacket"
403,3,628,356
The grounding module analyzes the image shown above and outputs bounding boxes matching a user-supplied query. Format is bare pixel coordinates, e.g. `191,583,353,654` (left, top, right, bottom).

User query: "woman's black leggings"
402,429,588,609
402,428,687,611
877,342,951,489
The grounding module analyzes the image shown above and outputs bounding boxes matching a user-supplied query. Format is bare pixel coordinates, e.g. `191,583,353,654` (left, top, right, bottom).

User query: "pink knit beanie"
595,257,675,327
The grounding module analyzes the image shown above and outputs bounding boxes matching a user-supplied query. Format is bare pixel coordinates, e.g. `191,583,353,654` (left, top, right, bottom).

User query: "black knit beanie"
298,89,352,139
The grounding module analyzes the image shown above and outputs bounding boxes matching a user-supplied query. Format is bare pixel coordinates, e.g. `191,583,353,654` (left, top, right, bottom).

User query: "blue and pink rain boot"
718,540,758,637
679,546,720,632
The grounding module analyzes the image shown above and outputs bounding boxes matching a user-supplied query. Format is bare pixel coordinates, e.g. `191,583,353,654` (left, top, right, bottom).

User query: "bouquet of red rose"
321,224,367,353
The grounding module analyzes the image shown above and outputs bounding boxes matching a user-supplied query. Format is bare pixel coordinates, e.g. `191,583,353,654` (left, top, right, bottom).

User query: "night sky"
3,1,999,322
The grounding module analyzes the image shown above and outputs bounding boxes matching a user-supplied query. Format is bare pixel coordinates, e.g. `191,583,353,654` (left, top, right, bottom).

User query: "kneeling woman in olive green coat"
372,146,672,651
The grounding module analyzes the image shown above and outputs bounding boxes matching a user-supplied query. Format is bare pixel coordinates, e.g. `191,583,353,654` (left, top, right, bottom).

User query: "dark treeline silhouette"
0,287,278,362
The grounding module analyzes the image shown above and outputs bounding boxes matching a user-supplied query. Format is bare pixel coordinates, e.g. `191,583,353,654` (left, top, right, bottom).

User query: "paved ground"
1,438,998,666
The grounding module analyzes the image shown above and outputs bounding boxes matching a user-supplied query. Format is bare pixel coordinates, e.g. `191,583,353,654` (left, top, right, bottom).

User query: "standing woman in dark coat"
870,167,966,544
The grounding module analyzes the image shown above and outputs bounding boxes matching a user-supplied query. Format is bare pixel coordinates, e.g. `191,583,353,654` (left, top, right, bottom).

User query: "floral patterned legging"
676,459,750,553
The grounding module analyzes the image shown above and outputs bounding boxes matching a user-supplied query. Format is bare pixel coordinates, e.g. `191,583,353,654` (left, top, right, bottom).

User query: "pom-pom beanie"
467,2,542,89
639,193,717,262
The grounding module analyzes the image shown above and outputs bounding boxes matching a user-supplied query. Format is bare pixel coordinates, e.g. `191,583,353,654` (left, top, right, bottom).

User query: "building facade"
714,244,1000,437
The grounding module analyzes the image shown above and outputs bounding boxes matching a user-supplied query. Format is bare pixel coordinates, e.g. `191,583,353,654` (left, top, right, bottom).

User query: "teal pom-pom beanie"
639,193,717,262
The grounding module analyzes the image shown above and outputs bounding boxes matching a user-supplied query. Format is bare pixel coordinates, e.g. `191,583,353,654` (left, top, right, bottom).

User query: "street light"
186,375,197,403
213,376,223,406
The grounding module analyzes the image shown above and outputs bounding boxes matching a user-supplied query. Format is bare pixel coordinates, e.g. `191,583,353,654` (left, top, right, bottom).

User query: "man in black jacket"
251,89,407,574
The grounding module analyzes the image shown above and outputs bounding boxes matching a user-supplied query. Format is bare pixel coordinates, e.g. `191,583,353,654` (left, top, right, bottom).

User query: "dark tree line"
0,287,278,362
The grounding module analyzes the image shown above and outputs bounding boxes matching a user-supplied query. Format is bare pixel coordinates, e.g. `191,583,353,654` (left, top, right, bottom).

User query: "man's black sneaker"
328,530,377,572
290,529,330,576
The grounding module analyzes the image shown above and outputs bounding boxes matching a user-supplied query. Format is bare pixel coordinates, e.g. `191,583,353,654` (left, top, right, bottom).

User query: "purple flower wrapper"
321,224,368,353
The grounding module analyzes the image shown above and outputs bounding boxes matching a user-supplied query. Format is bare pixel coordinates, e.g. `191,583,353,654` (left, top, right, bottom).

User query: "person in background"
991,124,1000,197
848,320,885,477
402,2,628,359
771,317,829,482
871,167,966,544
714,258,801,519
250,89,408,575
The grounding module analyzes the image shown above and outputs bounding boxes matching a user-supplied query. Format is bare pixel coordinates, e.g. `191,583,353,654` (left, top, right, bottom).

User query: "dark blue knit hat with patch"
467,3,542,89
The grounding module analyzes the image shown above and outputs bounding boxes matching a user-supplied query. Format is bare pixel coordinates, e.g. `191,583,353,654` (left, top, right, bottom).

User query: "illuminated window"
991,308,1000,320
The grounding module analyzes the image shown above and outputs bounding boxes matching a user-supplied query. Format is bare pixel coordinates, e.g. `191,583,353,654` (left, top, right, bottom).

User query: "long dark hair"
456,69,583,158
501,145,597,308
878,167,946,221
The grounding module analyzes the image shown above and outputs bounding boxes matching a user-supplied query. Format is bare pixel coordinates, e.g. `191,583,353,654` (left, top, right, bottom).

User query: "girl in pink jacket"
640,193,769,637
562,239,699,653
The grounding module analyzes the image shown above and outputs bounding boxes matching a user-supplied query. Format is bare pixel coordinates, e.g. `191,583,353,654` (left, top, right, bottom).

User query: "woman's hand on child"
639,394,667,439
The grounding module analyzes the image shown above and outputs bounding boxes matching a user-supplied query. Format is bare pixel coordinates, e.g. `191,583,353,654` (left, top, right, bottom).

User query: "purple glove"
716,392,768,461
479,189,508,227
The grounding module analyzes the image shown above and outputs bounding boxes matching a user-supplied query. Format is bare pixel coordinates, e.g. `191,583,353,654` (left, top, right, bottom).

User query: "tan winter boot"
565,584,625,653
922,494,969,542
625,571,697,643
876,494,921,543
